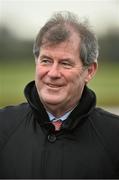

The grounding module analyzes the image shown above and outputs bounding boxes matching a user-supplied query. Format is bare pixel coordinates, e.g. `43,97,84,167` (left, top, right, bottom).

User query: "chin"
39,90,66,105
41,95,64,105
44,99,62,105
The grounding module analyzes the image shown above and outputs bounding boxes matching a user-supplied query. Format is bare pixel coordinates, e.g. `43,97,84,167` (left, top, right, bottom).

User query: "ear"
35,56,40,65
35,59,37,65
85,62,98,84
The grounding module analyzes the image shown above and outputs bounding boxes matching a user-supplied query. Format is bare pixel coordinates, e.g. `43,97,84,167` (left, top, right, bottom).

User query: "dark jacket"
0,81,119,179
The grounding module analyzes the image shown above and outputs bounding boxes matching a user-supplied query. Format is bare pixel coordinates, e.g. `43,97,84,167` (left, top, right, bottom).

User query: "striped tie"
52,119,62,131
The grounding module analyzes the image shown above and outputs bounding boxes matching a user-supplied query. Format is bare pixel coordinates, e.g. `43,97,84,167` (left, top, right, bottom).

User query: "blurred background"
0,0,119,115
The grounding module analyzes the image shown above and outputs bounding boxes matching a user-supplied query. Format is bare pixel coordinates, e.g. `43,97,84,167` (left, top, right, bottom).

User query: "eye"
40,58,52,65
60,60,73,69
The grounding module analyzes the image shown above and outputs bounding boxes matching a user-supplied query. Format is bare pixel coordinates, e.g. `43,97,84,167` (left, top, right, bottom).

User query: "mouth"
46,83,63,88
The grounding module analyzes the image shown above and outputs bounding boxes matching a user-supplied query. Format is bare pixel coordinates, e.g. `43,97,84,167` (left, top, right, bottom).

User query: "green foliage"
98,30,119,63
0,27,33,62
0,61,119,107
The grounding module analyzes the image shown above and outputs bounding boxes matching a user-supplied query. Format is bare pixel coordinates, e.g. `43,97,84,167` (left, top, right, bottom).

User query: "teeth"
48,84,59,88
49,84,58,87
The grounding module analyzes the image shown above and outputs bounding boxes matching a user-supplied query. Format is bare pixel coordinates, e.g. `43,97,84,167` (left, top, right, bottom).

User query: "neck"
42,101,78,118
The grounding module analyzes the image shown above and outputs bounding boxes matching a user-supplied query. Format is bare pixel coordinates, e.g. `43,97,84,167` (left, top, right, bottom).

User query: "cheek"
35,66,45,80
69,72,80,84
64,74,79,93
35,68,40,81
68,72,85,89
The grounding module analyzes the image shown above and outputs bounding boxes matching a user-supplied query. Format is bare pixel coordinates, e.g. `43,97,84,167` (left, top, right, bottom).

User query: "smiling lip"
46,83,62,88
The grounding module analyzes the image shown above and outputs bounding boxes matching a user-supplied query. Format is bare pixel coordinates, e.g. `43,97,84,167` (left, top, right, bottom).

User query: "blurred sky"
0,0,119,40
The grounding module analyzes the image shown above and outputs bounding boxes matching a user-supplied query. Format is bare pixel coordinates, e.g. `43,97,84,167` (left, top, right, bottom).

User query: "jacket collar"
24,81,96,131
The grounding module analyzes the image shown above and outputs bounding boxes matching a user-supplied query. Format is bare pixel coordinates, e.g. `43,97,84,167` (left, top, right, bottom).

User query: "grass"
0,61,119,107
88,63,119,106
0,61,35,107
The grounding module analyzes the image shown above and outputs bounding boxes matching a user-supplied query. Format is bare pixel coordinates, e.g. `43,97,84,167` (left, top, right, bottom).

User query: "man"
0,11,119,179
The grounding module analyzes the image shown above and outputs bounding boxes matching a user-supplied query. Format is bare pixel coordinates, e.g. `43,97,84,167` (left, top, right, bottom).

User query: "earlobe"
85,62,98,83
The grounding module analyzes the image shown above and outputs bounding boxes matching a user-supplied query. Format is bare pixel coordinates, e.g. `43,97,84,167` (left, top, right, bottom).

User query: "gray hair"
33,11,99,66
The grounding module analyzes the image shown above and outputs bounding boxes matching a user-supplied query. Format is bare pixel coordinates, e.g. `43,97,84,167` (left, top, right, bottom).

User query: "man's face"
35,33,93,114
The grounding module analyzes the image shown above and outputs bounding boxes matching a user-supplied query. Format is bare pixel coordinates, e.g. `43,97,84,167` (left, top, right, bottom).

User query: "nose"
47,64,61,79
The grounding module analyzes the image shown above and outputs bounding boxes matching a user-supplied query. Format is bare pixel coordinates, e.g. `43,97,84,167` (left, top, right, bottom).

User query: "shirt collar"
47,110,73,122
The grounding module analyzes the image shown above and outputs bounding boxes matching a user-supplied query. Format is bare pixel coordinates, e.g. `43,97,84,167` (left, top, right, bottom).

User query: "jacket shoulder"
0,102,29,120
91,107,119,137
92,107,119,127
0,103,30,151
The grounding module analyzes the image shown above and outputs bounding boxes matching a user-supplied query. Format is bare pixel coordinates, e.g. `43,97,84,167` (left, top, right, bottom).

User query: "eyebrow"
60,58,72,61
40,55,52,60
